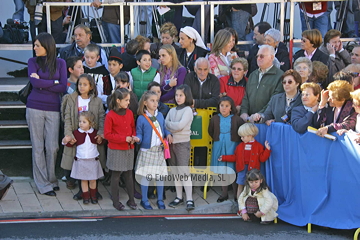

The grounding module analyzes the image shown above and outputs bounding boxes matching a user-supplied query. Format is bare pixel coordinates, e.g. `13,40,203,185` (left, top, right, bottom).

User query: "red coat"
219,75,247,107
222,140,271,172
104,109,136,150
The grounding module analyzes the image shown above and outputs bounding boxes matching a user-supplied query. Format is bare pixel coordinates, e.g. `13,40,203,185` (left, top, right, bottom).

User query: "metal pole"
201,3,205,41
280,0,285,37
120,4,125,46
46,4,51,34
130,3,134,39
289,0,295,66
210,2,215,43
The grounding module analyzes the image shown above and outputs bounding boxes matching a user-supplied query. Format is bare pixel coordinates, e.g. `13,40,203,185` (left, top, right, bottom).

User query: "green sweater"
240,66,284,115
131,66,157,100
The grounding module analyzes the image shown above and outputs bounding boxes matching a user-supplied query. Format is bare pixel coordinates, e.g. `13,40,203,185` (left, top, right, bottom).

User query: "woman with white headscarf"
177,26,209,73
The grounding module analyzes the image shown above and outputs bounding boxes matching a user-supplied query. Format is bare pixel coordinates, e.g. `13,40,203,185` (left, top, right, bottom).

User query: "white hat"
180,26,207,50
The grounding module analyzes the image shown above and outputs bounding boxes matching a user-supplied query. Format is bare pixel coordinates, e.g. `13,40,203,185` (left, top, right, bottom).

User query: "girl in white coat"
238,169,278,224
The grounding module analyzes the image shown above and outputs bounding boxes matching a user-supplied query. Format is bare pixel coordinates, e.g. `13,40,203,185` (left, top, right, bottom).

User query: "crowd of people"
8,0,360,224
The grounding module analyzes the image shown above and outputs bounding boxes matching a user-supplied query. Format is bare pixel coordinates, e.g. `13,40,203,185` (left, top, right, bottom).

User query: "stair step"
0,120,28,128
0,101,26,109
0,140,32,149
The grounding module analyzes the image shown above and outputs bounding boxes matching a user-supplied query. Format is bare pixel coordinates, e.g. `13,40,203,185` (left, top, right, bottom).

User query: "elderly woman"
315,80,356,137
294,57,312,83
319,29,351,74
159,44,187,103
308,61,328,88
344,64,360,90
177,26,209,73
264,28,290,72
150,22,180,60
208,29,238,78
293,29,329,66
219,58,248,112
253,69,303,125
291,82,321,133
337,89,360,143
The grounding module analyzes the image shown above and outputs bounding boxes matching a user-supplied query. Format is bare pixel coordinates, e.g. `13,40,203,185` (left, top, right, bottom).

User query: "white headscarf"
180,26,207,50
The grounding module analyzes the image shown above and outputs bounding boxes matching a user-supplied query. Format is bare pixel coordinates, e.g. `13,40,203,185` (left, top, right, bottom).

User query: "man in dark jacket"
184,57,220,109
58,24,108,67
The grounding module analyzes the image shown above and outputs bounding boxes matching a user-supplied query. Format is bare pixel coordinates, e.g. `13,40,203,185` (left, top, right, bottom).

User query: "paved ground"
0,178,237,218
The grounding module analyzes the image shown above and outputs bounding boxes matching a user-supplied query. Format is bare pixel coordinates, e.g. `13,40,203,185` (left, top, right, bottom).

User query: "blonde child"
209,96,245,202
62,111,104,204
61,74,105,200
219,123,271,199
135,91,172,210
238,169,278,224
104,88,137,211
165,84,195,210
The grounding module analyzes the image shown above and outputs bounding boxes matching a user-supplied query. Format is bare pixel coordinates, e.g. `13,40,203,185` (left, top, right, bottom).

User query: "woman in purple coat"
26,33,67,196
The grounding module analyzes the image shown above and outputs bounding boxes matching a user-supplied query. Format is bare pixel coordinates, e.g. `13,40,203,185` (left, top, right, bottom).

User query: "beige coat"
60,92,106,170
239,188,278,222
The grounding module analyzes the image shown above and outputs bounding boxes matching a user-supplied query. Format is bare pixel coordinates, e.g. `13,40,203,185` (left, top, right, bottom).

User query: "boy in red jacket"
219,123,271,199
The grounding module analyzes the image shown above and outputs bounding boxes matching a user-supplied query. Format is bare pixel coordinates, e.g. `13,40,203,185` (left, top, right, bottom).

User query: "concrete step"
0,140,32,149
0,120,28,128
0,101,25,109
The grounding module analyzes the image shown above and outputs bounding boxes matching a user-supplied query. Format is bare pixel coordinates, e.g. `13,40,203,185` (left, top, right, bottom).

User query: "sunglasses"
231,67,244,71
256,54,268,59
282,80,293,85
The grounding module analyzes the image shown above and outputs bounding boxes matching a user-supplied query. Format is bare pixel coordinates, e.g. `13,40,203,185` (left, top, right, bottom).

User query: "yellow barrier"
354,228,360,240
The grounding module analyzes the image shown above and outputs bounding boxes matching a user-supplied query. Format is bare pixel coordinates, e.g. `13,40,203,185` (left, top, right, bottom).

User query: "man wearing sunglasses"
240,45,284,123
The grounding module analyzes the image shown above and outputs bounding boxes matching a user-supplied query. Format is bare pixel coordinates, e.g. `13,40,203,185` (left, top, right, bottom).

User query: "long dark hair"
175,84,193,106
217,96,237,115
34,33,57,78
76,74,98,97
243,169,269,196
109,88,130,111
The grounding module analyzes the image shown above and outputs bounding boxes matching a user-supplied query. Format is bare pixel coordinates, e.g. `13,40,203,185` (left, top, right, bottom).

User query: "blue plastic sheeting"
254,123,360,229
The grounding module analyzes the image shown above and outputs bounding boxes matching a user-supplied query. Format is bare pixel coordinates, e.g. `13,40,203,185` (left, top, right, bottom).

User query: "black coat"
293,48,329,66
176,46,209,72
119,52,138,72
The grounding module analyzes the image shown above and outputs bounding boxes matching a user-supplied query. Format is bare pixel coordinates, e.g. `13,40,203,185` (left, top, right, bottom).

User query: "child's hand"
132,136,140,143
62,135,72,144
166,134,173,144
95,135,103,144
218,156,222,162
265,141,270,150
241,213,250,221
255,211,263,218
126,136,132,143
69,138,77,145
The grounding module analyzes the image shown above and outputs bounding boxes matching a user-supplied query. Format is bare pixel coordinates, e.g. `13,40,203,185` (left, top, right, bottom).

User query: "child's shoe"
90,188,98,204
186,200,195,211
157,200,166,209
140,200,153,210
82,191,90,204
168,197,184,208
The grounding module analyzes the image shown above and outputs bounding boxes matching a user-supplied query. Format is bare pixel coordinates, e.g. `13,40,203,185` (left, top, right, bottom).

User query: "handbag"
143,114,171,159
18,81,32,104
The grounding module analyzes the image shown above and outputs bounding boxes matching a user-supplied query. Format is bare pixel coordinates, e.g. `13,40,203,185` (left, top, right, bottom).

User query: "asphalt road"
0,215,355,240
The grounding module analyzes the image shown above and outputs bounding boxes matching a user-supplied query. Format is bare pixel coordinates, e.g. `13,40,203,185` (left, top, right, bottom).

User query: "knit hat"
180,26,207,50
108,47,123,63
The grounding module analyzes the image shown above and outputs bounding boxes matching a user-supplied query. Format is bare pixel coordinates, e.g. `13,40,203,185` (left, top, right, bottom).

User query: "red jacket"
300,2,327,14
219,75,247,107
104,109,136,150
222,140,271,172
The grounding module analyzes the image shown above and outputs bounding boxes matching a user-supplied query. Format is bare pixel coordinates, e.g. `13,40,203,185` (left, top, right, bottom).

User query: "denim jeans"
226,9,251,51
300,10,329,37
102,21,121,44
12,0,24,22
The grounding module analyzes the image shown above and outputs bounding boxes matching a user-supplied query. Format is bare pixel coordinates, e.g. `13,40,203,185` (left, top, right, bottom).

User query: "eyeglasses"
301,38,308,43
282,80,293,85
256,54,268,59
231,67,244,71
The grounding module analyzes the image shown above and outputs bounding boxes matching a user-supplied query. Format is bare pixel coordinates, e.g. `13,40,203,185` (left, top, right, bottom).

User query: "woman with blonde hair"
315,80,356,137
150,22,180,59
158,44,187,103
208,29,238,78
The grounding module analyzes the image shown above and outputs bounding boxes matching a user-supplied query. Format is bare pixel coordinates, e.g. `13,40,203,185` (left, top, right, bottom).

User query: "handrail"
127,1,207,40
42,2,126,47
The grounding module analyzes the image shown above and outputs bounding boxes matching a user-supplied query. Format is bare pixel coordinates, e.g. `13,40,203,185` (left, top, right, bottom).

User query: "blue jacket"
136,113,171,149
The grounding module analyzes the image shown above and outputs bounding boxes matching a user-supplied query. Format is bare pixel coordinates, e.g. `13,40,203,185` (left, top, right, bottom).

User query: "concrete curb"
0,200,237,219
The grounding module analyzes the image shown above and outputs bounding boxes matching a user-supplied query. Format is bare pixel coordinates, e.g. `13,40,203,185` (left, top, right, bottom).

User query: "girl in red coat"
219,123,271,199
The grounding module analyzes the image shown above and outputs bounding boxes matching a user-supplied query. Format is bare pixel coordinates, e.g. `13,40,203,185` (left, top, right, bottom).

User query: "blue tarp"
254,123,360,229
